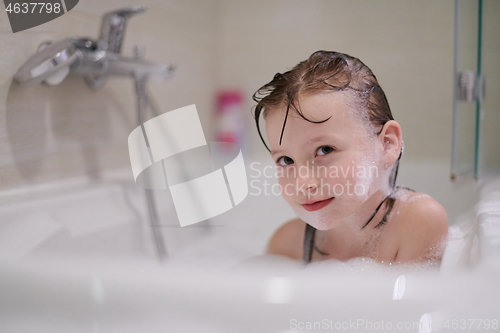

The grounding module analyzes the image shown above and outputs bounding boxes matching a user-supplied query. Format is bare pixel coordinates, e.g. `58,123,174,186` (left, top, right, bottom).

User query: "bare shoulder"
393,191,449,262
266,218,307,261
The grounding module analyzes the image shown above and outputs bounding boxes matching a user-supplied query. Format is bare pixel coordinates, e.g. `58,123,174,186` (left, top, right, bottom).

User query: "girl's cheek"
278,176,295,200
278,176,289,187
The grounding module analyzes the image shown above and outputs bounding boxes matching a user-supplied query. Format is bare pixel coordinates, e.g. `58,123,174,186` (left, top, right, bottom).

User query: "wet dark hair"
252,50,394,152
252,50,401,190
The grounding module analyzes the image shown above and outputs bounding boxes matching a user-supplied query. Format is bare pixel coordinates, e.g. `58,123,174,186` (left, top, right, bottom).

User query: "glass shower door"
479,0,500,178
452,0,500,180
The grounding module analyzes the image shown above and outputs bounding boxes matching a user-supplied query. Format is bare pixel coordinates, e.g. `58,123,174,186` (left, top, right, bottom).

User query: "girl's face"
265,91,386,230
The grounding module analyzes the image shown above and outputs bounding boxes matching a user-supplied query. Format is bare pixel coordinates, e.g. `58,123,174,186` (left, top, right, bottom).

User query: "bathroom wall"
0,0,220,192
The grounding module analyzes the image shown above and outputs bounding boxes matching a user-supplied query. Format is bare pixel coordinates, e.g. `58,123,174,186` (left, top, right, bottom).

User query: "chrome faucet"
13,6,174,89
13,6,171,261
98,5,146,54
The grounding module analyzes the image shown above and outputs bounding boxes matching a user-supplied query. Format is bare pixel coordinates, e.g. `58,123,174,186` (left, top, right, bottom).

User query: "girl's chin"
296,212,342,231
295,205,360,231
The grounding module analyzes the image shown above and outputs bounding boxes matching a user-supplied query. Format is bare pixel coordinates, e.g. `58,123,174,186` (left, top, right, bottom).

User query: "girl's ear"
378,120,403,168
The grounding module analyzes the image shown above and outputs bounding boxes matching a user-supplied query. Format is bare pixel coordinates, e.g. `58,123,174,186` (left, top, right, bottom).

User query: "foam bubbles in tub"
302,256,440,278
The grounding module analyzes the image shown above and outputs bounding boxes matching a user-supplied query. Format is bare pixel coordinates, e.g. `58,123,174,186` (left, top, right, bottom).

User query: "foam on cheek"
353,155,374,201
344,93,385,201
351,136,382,202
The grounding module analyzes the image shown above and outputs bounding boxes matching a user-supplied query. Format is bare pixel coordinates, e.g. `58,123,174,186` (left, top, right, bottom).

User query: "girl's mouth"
302,197,334,212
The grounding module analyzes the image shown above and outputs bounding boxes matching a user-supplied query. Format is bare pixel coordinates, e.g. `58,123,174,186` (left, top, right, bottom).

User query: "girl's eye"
277,156,294,166
317,146,334,156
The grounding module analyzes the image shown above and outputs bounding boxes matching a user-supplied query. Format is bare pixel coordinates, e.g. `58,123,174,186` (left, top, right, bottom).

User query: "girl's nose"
296,169,320,194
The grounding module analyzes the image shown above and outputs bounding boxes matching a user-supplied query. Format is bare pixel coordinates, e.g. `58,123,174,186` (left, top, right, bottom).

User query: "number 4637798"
5,2,62,14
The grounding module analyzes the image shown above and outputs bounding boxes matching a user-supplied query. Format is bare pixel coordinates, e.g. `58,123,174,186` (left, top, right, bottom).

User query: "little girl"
253,51,448,264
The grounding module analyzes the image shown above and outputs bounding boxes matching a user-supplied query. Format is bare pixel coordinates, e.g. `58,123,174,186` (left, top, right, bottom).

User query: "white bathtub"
1,166,499,333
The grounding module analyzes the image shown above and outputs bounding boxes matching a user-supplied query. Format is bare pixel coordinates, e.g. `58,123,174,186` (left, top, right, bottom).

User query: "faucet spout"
98,5,146,54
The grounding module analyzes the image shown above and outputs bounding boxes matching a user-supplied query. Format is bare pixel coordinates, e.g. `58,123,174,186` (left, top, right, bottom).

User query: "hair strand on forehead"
252,50,394,152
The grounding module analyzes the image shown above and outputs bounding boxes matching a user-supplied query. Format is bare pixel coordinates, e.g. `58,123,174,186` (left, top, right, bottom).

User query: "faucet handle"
104,5,146,18
134,45,146,59
98,5,146,54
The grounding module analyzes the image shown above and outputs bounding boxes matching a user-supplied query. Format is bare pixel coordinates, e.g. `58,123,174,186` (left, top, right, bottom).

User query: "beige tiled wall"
0,0,219,191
